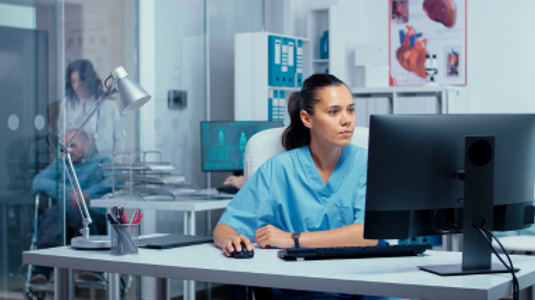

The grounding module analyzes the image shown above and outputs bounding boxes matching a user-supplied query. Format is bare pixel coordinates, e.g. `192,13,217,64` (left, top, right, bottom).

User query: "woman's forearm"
213,224,239,248
299,224,378,248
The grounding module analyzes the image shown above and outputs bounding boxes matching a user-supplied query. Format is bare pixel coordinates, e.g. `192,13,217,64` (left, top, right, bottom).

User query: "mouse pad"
139,234,213,249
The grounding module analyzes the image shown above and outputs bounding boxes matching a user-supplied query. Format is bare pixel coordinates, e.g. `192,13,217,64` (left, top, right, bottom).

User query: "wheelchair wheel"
24,287,47,300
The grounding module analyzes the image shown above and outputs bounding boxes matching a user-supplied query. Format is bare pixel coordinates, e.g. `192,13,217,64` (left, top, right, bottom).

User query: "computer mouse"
217,185,240,194
230,243,254,259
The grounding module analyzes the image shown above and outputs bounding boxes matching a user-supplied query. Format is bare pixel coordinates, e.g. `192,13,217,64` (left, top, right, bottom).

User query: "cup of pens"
108,206,143,256
110,223,139,255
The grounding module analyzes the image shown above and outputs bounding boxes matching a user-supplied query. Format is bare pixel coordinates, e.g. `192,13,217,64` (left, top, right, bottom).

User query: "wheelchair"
24,193,131,300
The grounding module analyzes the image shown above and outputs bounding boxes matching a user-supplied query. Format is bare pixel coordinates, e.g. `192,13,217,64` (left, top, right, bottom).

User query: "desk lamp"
59,66,151,249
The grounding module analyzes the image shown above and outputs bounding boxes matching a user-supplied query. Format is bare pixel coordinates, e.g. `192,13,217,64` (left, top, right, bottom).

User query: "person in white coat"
58,59,124,157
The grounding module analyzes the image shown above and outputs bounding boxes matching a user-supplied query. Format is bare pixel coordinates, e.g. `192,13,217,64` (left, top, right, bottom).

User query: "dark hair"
65,59,103,108
281,74,348,150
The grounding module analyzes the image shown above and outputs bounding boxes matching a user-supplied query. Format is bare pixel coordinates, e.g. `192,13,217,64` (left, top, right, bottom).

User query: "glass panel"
0,0,139,298
151,0,207,295
146,0,263,298
59,1,139,299
207,0,264,187
0,1,60,297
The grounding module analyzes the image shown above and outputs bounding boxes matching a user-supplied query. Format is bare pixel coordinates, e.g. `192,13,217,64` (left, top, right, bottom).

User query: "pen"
121,214,128,224
107,213,119,224
134,213,144,224
130,209,138,225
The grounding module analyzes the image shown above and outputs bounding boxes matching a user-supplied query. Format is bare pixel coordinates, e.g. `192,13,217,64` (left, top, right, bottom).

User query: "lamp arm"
64,152,92,239
57,77,119,240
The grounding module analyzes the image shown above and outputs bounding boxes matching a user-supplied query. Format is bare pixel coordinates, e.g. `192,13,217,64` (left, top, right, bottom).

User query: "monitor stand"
419,136,517,276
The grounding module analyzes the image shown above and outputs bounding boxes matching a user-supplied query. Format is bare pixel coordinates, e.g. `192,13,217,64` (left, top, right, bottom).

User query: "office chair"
241,126,369,300
243,126,369,182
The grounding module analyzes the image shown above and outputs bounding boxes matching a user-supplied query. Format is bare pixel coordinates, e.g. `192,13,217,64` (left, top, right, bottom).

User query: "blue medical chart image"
201,121,284,172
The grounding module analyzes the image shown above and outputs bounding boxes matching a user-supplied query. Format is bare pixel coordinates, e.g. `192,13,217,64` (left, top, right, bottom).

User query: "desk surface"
23,244,535,300
91,191,232,212
493,236,535,253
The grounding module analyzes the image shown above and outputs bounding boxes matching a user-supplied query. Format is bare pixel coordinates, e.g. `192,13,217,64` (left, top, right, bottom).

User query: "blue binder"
268,90,278,121
284,38,296,87
277,90,286,120
296,39,303,87
268,35,282,86
323,30,329,59
280,38,291,87
277,91,285,120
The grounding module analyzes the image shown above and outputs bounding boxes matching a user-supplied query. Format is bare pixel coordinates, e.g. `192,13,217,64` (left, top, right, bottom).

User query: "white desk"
90,190,232,300
493,236,535,254
23,244,535,300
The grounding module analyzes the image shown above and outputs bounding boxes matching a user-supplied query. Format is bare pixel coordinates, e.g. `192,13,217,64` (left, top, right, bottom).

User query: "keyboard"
278,244,432,261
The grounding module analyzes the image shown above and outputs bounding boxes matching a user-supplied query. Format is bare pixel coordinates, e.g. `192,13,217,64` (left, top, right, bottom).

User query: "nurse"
214,74,391,299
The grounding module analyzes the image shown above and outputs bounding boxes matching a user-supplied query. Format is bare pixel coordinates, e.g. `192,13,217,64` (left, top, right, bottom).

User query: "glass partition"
0,1,61,297
0,0,264,298
0,0,138,299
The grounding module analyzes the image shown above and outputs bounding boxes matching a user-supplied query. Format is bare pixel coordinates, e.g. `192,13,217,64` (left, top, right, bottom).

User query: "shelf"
114,174,186,185
351,86,465,96
312,59,329,63
100,162,175,171
268,86,301,91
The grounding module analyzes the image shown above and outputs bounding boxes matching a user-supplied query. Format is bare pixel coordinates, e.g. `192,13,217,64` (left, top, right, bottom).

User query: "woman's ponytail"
281,92,310,150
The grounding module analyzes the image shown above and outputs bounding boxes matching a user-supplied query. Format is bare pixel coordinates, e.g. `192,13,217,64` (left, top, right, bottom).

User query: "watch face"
292,231,300,239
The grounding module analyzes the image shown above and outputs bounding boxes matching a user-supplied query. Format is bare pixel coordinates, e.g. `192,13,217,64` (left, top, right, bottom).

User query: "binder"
320,35,325,59
285,38,296,87
281,38,290,87
268,90,278,121
277,90,286,120
296,39,303,87
268,35,282,86
323,30,329,59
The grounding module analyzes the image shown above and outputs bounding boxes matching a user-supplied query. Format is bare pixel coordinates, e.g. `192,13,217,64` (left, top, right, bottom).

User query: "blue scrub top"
218,143,367,239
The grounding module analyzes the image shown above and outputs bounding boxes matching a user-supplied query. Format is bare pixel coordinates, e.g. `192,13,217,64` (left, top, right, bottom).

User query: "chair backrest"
243,126,369,182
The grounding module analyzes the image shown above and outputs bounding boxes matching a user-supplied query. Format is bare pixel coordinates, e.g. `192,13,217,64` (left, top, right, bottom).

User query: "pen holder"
110,224,139,256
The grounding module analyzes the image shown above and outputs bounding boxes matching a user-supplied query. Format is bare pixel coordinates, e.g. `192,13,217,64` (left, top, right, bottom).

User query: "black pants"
34,206,106,278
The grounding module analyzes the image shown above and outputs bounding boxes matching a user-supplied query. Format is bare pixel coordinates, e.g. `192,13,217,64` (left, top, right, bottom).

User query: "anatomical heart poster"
389,0,466,86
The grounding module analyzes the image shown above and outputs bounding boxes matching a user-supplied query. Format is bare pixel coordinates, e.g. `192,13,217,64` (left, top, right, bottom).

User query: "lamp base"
71,235,111,250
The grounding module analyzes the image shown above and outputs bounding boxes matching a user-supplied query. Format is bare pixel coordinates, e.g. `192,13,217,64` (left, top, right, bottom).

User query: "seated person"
214,74,400,300
31,129,112,283
223,175,244,189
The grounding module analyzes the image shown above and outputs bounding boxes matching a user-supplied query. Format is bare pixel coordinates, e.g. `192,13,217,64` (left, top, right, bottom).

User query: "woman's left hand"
255,224,294,249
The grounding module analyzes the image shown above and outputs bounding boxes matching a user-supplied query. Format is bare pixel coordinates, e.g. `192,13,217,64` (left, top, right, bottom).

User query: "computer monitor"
200,121,284,173
364,114,535,275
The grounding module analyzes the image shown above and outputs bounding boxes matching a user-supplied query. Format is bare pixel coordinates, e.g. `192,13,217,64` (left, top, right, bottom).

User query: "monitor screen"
364,114,535,275
200,121,284,172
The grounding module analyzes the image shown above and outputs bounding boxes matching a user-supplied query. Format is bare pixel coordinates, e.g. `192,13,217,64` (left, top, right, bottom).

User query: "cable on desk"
477,226,519,300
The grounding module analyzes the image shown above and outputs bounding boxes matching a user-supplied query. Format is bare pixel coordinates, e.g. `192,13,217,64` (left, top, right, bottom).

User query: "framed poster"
389,0,466,86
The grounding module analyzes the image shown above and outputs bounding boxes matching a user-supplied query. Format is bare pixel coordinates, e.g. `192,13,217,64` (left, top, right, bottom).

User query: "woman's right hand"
219,234,255,257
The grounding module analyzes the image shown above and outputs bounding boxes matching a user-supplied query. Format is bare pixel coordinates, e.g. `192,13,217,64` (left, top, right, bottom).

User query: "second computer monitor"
200,121,284,172
364,114,535,275
364,114,535,240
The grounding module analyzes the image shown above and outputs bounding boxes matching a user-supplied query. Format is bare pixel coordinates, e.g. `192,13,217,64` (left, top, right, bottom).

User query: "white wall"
283,0,535,114
466,1,535,113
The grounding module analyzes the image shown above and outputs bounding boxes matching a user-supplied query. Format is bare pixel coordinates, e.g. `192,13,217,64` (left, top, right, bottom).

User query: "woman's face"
70,71,91,99
301,85,356,148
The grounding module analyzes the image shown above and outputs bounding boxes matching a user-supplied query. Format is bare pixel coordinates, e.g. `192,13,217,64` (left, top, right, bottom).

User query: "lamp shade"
111,66,151,114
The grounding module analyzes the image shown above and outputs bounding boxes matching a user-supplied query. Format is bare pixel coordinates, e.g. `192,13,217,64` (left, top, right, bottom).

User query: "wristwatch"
291,231,301,248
